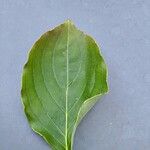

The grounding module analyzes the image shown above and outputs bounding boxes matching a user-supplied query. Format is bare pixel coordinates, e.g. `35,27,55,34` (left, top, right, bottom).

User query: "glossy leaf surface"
21,20,108,150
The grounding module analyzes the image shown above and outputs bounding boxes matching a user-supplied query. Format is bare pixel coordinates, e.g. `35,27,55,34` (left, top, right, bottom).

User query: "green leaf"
21,20,108,150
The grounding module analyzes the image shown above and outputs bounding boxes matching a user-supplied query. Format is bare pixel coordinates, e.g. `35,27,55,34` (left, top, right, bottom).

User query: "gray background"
0,0,150,150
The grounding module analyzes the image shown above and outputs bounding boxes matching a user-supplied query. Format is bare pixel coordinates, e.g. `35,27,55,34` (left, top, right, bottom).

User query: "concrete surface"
0,0,150,150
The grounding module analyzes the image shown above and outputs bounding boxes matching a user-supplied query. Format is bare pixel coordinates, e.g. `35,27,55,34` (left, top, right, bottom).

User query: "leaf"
21,20,108,150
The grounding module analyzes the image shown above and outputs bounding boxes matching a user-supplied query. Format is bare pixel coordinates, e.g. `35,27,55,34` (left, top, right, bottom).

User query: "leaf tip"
64,19,74,25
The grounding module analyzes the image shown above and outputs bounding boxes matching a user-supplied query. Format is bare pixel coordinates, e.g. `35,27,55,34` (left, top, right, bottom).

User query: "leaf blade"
21,20,108,150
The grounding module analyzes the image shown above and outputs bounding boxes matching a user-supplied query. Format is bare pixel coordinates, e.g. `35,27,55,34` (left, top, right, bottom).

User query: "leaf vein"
32,57,66,137
24,76,65,148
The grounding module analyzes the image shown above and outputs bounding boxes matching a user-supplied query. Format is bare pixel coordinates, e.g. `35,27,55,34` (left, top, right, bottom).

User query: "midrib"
65,21,70,150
